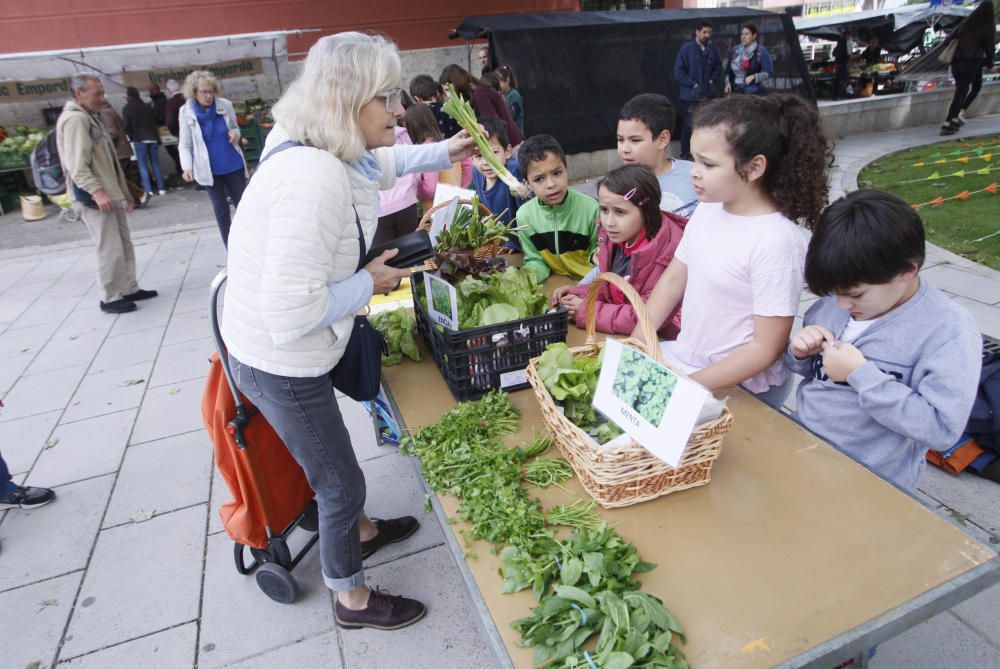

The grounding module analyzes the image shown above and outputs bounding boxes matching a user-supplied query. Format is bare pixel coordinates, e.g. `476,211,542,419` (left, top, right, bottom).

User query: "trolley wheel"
255,563,297,604
299,500,319,532
249,535,293,569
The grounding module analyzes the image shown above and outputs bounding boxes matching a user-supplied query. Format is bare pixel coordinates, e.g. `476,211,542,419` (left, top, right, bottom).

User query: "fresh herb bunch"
370,308,421,365
403,391,685,667
434,195,512,253
441,84,531,199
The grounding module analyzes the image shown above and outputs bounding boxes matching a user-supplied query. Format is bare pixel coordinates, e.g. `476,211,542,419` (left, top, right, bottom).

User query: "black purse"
329,208,387,402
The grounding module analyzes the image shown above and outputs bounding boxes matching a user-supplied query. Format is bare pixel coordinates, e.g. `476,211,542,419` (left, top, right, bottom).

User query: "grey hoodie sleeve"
783,346,815,377
846,332,982,450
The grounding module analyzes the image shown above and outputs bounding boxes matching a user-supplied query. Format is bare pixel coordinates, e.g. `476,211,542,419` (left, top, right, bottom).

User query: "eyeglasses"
376,88,403,113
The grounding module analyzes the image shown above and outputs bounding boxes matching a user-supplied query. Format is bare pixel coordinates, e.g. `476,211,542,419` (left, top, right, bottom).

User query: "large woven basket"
418,198,508,261
525,272,733,508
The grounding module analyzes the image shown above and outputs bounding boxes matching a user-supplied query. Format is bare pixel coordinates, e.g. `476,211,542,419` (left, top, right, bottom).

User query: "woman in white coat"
178,70,248,246
221,32,476,630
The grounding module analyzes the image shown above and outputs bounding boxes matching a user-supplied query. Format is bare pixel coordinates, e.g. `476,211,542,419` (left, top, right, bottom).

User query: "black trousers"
946,62,984,123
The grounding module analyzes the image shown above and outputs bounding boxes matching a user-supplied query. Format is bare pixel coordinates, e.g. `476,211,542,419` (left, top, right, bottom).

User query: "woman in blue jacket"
725,24,775,96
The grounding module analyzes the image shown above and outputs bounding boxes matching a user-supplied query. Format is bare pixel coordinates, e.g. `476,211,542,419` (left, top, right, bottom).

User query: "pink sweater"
379,126,419,215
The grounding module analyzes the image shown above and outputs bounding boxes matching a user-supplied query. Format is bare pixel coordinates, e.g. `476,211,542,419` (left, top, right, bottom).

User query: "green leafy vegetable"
370,308,421,365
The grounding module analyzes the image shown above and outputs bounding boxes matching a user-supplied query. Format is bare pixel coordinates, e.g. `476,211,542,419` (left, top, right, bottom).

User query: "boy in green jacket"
516,135,599,282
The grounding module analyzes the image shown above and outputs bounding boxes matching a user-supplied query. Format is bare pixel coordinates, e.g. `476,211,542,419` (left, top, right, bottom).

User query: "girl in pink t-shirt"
638,94,832,407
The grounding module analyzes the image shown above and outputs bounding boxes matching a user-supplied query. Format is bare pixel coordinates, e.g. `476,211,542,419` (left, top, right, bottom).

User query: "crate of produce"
526,272,733,509
411,270,568,401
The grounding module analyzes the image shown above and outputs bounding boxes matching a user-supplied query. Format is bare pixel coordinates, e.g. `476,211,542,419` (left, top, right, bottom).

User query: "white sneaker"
957,110,967,126
158,190,167,196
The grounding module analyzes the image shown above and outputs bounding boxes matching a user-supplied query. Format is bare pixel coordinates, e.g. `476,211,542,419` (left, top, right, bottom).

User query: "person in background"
163,79,185,177
178,70,248,246
724,24,774,96
149,83,168,125
99,99,147,207
122,86,166,197
833,30,853,100
617,93,698,217
57,74,158,314
940,1,997,136
673,19,722,160
496,65,524,136
861,36,882,67
479,45,492,75
409,74,462,138
405,103,461,210
440,64,523,146
376,116,420,247
470,116,523,249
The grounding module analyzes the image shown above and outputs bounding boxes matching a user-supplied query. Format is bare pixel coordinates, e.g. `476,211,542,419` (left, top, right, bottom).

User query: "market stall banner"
122,58,262,88
0,76,72,102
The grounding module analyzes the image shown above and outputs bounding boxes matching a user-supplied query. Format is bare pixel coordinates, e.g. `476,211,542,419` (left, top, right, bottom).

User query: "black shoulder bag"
259,140,385,402
329,209,386,402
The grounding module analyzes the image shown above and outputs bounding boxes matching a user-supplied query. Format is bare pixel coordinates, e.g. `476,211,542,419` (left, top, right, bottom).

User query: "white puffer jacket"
221,126,396,377
178,97,248,187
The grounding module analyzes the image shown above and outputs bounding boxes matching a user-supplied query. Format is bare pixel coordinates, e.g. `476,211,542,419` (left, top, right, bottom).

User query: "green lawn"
858,134,1000,271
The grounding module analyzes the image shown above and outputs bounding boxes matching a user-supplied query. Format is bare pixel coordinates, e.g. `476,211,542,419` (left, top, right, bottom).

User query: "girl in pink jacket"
550,164,686,339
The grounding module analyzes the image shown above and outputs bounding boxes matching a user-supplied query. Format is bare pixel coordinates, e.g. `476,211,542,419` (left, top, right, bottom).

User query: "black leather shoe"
100,299,137,313
0,484,55,510
361,516,420,559
336,588,426,630
123,289,158,301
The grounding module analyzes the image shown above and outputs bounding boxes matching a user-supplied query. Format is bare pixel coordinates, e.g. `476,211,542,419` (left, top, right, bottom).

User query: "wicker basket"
418,198,508,261
525,272,733,508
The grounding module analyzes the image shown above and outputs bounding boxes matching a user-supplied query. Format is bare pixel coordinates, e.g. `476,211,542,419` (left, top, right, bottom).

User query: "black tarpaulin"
452,9,814,154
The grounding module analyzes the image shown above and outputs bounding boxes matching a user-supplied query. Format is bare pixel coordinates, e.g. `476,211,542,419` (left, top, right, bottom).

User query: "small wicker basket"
418,198,508,261
525,272,733,508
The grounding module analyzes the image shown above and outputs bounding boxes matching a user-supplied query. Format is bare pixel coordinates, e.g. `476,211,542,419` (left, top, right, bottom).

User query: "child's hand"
550,285,572,307
822,341,867,382
790,325,835,359
560,294,583,318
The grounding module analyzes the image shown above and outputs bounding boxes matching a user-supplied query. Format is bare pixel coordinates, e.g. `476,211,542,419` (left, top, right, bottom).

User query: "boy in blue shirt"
784,190,982,491
617,94,699,218
472,117,523,250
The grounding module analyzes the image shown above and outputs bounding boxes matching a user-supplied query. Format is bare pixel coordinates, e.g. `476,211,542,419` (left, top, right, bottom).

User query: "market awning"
0,31,309,102
794,3,970,52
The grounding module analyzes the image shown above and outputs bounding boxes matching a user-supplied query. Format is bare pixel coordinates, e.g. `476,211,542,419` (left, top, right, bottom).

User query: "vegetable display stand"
526,272,733,508
411,272,568,401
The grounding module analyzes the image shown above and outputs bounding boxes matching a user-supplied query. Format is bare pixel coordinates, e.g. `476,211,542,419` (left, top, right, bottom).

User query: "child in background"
617,93,698,218
516,134,599,283
550,164,686,338
785,190,981,491
496,65,525,136
404,104,466,210
471,117,523,250
638,94,832,409
375,121,420,247
408,74,461,138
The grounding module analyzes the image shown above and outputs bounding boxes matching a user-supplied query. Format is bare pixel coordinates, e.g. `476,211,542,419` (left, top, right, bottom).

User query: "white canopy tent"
0,30,311,98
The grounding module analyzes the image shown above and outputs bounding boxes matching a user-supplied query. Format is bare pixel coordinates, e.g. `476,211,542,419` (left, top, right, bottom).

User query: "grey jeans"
229,355,366,591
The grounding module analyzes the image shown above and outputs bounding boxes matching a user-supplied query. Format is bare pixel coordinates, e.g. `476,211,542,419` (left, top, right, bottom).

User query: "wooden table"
381,315,999,669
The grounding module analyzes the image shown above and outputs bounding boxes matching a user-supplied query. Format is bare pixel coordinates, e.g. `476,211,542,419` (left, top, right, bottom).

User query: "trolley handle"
209,271,244,413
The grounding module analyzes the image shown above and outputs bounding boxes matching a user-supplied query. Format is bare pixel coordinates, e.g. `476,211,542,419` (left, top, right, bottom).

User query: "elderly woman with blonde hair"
178,69,247,246
221,32,476,630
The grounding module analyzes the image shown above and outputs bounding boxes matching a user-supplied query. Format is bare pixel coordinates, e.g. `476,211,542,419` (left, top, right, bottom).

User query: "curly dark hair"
693,93,833,228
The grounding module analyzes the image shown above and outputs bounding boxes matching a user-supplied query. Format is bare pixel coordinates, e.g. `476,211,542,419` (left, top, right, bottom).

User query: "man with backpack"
56,73,157,314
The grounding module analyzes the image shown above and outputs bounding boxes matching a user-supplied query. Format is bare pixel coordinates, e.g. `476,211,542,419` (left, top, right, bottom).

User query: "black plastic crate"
984,335,1000,362
411,273,568,401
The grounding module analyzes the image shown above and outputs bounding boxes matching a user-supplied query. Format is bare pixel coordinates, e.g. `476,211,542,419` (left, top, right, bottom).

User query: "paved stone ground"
1,114,999,669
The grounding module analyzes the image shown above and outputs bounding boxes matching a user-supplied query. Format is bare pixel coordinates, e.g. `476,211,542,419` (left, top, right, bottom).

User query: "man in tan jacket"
56,73,157,313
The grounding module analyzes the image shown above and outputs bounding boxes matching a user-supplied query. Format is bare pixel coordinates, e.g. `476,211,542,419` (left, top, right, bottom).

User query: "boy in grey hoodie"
784,190,982,491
